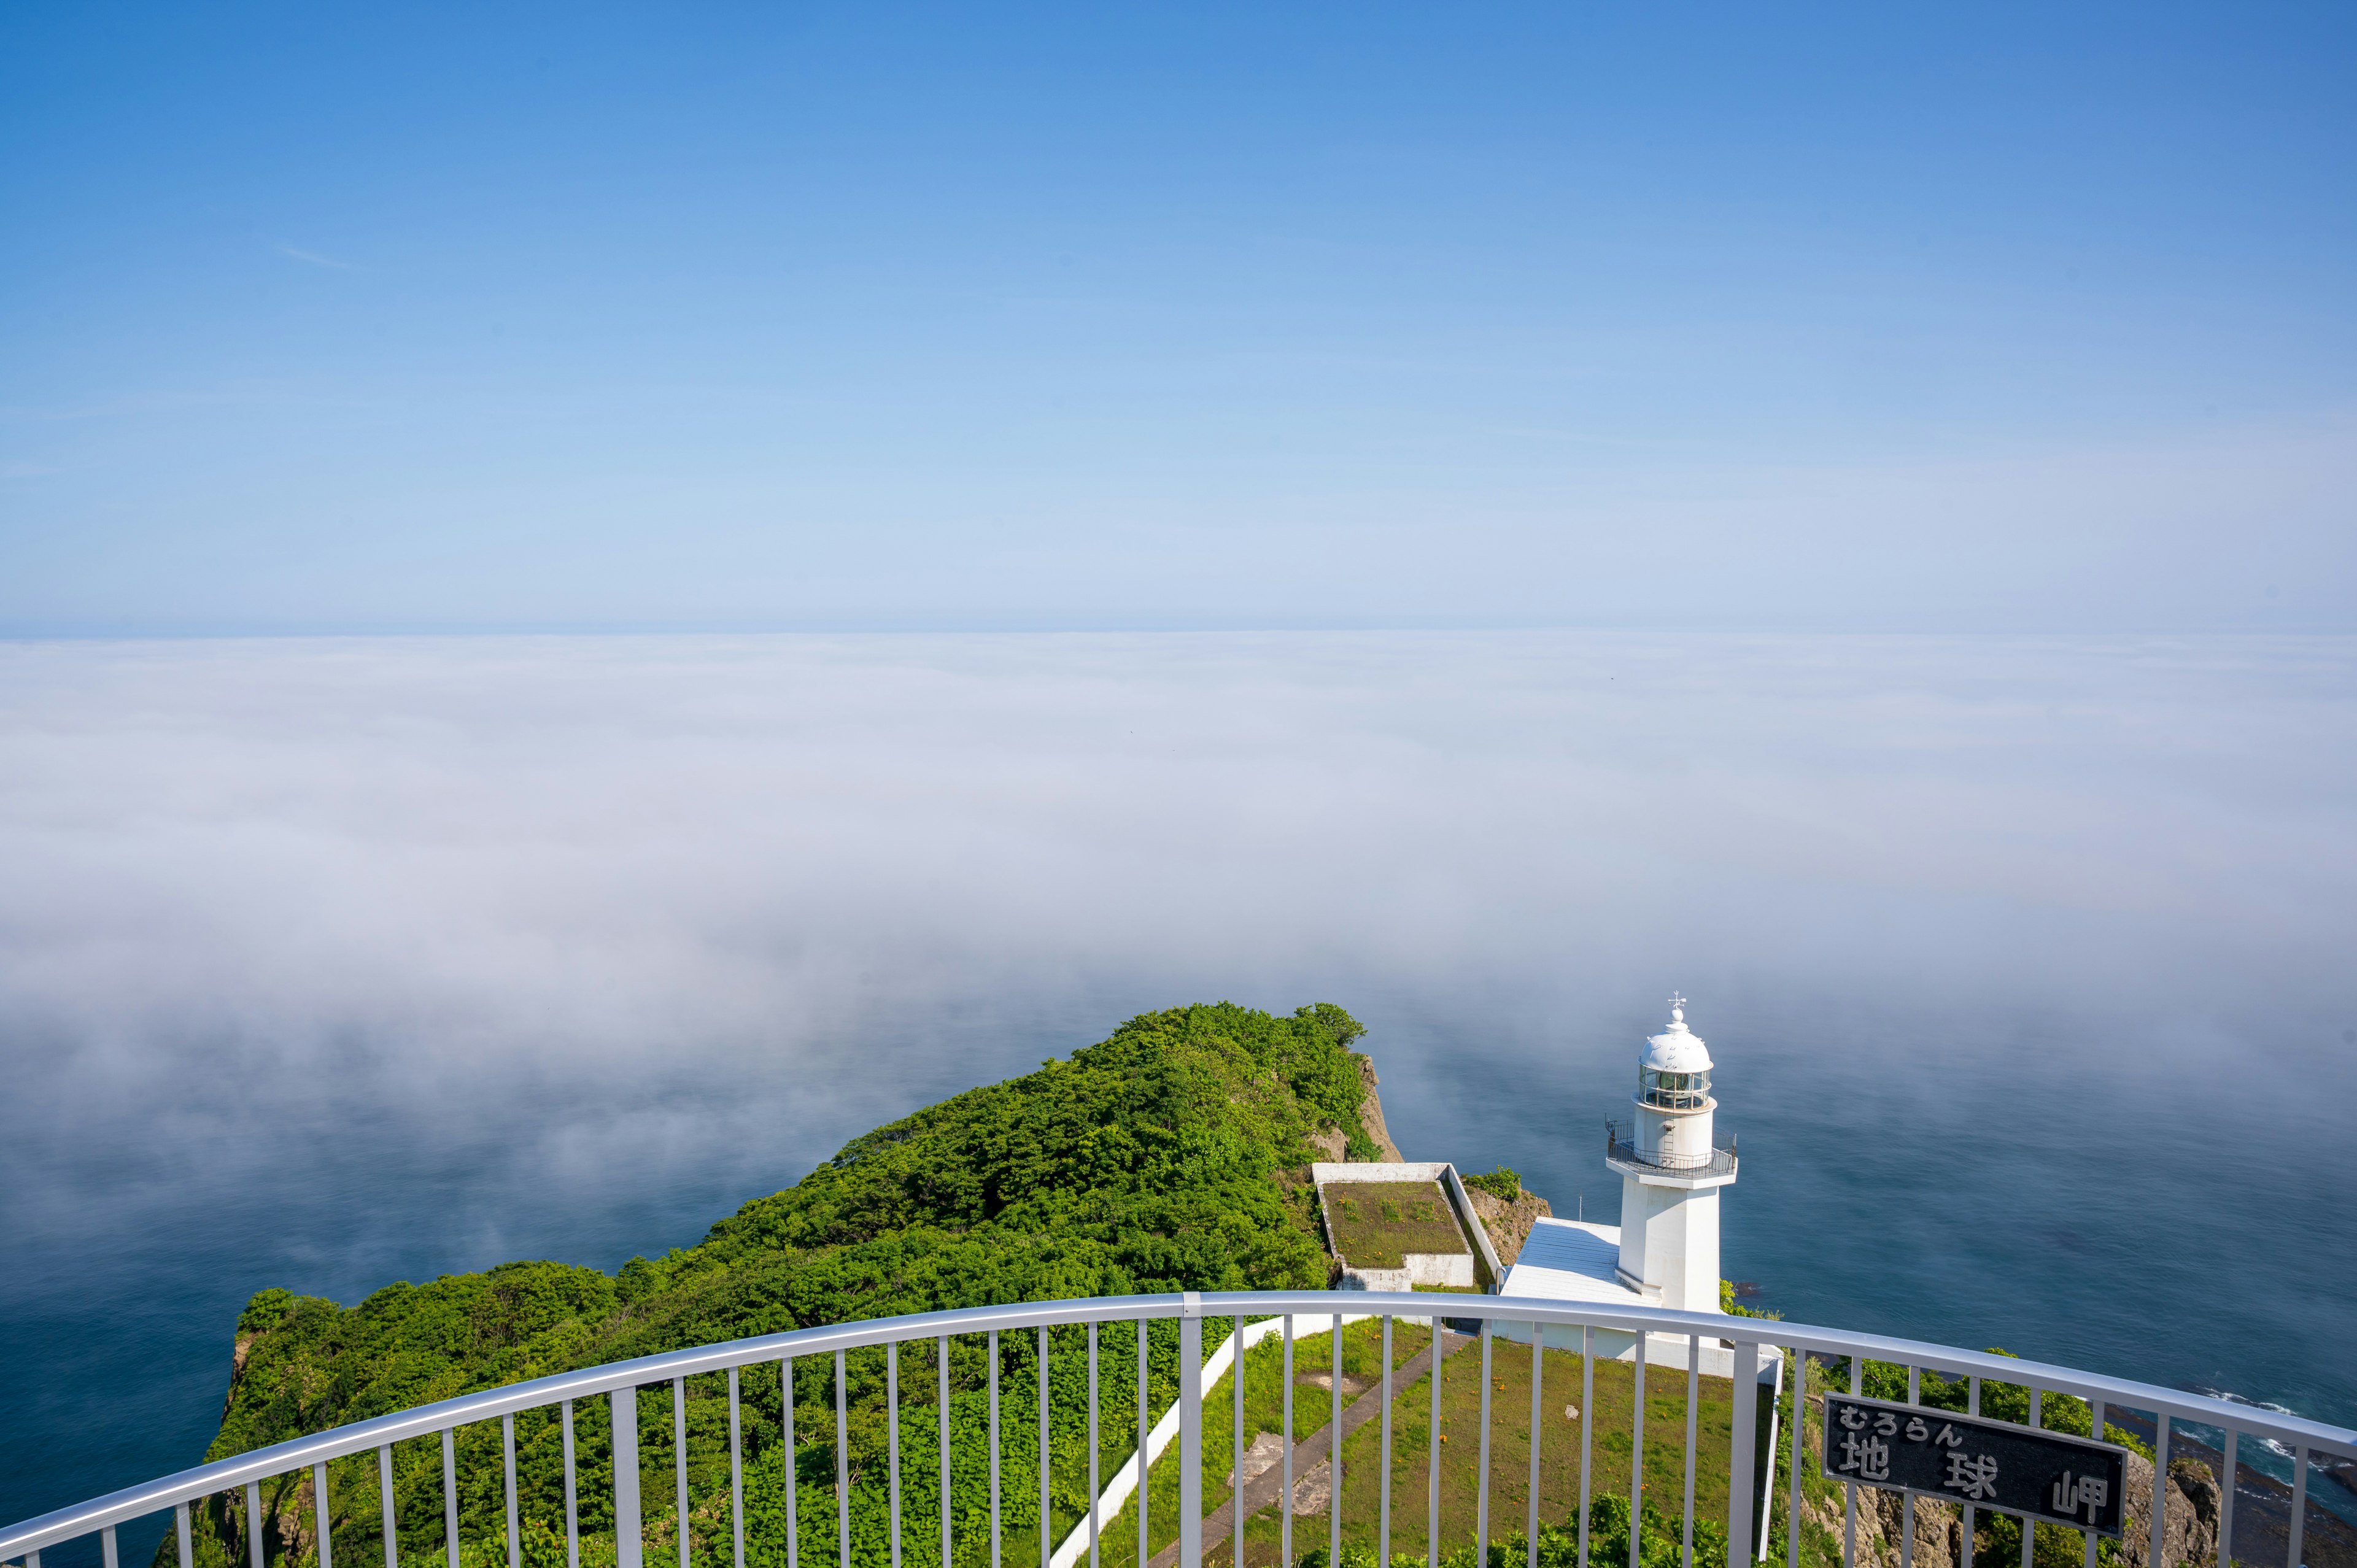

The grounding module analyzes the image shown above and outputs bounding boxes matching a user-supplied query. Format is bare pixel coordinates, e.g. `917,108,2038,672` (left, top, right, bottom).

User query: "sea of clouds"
4,630,2349,1218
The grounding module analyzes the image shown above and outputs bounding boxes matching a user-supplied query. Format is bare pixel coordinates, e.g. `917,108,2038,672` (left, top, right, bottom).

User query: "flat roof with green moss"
1323,1180,1471,1269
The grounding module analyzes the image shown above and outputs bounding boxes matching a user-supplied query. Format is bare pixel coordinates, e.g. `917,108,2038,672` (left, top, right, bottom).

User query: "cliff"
1461,1183,1552,1266
1353,1054,1406,1162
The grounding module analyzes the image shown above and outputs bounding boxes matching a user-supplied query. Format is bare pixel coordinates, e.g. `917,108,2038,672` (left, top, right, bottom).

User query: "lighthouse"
1607,995,1738,1311
1498,994,1746,1367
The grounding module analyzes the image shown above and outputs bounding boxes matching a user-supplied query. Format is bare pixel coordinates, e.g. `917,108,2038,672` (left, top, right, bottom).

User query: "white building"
1498,996,1743,1373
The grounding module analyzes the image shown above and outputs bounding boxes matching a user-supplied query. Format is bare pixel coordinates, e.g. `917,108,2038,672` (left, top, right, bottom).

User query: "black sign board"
1819,1394,2128,1537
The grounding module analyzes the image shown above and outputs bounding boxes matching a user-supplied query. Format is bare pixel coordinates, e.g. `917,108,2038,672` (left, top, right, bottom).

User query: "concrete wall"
1313,1159,1450,1183
1339,1250,1476,1292
1310,1160,1507,1292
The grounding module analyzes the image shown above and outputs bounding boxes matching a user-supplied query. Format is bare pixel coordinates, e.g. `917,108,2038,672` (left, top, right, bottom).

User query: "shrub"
1461,1168,1522,1202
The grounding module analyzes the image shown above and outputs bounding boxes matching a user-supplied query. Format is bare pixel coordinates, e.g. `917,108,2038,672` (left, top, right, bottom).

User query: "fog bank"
4,632,2349,1156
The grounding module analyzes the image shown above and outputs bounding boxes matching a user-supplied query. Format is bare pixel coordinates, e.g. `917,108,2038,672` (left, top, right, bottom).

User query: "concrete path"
1144,1328,1476,1568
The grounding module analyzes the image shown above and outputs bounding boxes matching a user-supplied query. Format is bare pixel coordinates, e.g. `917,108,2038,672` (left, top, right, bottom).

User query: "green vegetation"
1323,1330,1735,1568
1831,1346,2151,1453
1325,1184,1469,1270
1457,1171,1521,1204
180,1003,1380,1568
1295,1500,1726,1568
1089,1318,1735,1568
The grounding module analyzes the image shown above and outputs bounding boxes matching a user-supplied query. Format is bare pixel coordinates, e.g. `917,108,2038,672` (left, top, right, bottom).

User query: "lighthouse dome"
1640,1002,1713,1073
1637,998,1713,1110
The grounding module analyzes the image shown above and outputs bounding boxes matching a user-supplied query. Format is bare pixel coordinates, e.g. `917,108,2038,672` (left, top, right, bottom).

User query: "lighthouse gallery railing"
4,1292,2352,1568
1603,1131,1738,1180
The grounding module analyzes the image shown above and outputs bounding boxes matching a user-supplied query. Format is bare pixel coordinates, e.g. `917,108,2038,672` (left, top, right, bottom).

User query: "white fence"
4,1292,2351,1568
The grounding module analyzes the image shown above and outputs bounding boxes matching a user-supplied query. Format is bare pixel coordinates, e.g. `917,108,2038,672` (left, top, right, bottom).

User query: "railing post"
314,1464,332,1568
1630,1333,1646,1568
1579,1324,1594,1568
506,1413,523,1568
940,1337,954,1568
615,1386,644,1568
378,1445,398,1568
1478,1319,1493,1565
1844,1356,1862,1568
730,1369,747,1568
566,1401,583,1568
836,1353,852,1568
2216,1431,2238,1568
675,1380,692,1568
1179,1295,1202,1568
1786,1349,1804,1568
1903,1369,1920,1568
1037,1329,1050,1568
1682,1335,1701,1568
784,1361,800,1568
443,1430,459,1568
1331,1313,1344,1568
1730,1340,1759,1562
2083,1401,2103,1568
2289,1444,2309,1568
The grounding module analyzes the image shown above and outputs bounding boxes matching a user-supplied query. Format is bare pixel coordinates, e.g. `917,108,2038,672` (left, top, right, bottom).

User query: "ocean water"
2,632,2352,1544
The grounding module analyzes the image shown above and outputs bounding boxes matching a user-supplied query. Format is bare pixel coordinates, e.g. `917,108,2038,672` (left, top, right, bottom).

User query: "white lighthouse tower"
1607,995,1737,1313
1498,994,1746,1370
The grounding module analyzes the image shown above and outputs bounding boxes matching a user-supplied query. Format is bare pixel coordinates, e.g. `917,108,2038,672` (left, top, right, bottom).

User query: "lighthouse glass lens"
1639,1068,1710,1108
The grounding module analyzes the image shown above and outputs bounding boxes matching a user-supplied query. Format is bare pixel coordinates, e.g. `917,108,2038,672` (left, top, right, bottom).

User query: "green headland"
184,1002,2150,1568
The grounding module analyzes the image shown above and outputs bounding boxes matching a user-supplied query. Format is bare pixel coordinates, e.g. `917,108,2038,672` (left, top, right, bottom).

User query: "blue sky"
2,3,2352,633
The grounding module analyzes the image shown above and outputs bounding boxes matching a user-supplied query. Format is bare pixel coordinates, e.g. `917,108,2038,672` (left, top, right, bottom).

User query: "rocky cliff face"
1355,1054,1406,1162
1308,1054,1407,1163
1792,1485,1964,1568
2117,1454,2223,1568
1463,1183,1553,1265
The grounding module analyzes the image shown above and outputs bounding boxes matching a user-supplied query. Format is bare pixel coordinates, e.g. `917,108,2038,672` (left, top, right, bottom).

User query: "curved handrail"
0,1292,1173,1557
5,1288,2352,1560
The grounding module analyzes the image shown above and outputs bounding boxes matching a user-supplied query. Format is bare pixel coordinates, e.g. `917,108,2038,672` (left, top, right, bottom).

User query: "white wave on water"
2178,1388,2357,1529
2192,1387,2315,1461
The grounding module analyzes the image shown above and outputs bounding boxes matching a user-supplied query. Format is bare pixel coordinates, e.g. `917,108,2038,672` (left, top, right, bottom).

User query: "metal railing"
1603,1133,1738,1180
4,1291,2352,1568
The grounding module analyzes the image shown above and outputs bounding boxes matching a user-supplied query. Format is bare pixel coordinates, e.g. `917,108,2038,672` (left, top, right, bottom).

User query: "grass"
1082,1318,1740,1568
1323,1183,1470,1270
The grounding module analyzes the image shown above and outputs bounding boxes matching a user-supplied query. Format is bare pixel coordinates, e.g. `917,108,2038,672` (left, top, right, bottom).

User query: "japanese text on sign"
1819,1394,2127,1536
